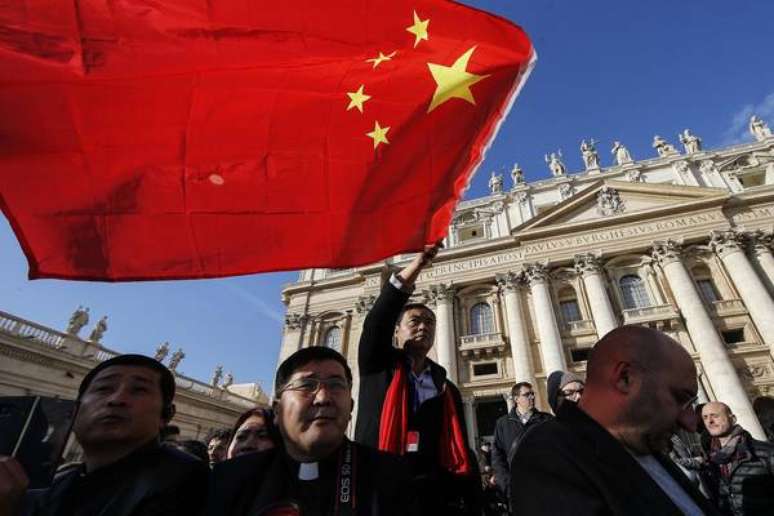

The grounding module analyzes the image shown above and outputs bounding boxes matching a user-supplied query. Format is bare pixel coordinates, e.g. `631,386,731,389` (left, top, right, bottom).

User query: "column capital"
424,283,455,305
354,295,376,315
651,239,684,266
574,252,604,276
709,230,744,259
524,262,550,286
742,229,774,257
495,271,526,292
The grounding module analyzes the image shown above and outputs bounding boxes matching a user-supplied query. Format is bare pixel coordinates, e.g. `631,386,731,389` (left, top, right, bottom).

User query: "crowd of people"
1,244,773,515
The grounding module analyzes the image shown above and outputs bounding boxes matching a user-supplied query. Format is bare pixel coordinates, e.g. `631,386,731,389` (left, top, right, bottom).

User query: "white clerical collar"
298,462,319,480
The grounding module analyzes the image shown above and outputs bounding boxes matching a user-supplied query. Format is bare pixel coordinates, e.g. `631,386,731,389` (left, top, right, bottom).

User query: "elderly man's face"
702,402,735,438
274,360,353,461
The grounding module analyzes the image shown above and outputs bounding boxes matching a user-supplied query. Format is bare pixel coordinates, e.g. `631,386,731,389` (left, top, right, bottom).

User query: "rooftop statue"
749,115,772,142
66,306,90,336
511,163,524,185
168,348,185,372
678,129,702,154
580,139,600,170
544,151,566,177
211,365,224,387
611,141,633,165
222,372,234,389
88,316,108,343
488,170,504,194
154,342,170,362
652,135,679,157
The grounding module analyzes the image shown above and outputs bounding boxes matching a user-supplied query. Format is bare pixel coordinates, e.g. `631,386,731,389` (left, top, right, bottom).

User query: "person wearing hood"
490,382,553,504
546,370,585,414
702,401,774,516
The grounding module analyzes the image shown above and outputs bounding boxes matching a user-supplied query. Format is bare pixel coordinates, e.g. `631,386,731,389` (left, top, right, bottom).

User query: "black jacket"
491,408,553,496
24,441,208,516
353,280,481,514
509,402,722,516
705,431,774,516
208,440,417,516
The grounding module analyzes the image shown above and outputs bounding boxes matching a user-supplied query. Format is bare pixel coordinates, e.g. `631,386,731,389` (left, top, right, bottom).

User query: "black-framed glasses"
277,376,350,397
560,388,584,397
518,391,535,398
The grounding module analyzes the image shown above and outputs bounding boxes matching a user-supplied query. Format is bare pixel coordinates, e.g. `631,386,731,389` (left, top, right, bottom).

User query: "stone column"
429,284,458,383
744,230,774,296
496,271,536,385
710,231,774,347
574,253,619,339
652,240,765,439
463,396,477,449
525,263,567,374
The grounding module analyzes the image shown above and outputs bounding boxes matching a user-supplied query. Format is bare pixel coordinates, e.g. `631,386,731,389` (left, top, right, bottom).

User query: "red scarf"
378,363,471,475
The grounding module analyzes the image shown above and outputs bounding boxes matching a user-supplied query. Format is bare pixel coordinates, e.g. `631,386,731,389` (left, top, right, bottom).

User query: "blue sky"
2,0,773,392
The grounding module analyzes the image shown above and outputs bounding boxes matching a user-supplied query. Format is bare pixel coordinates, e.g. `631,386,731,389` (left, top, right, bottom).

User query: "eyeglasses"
278,376,350,397
517,391,535,398
560,388,584,397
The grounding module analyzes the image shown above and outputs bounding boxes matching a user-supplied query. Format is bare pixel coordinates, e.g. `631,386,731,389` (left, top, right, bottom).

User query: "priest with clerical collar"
209,346,417,516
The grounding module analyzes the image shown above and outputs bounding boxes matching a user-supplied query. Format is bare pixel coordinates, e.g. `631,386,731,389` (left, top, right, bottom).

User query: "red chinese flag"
0,0,534,280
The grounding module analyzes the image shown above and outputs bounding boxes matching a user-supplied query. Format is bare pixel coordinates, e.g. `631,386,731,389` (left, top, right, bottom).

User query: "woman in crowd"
227,407,279,459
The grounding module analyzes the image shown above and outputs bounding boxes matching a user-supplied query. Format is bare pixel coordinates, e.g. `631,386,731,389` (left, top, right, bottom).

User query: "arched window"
558,287,582,323
323,327,342,352
470,302,494,335
619,275,652,309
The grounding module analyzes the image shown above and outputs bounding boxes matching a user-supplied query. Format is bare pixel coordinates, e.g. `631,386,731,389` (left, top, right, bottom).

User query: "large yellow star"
366,121,390,149
406,11,429,48
346,85,371,113
366,50,397,69
426,46,489,113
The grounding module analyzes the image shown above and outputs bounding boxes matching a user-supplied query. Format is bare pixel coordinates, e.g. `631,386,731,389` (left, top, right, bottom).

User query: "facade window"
559,299,582,323
473,362,498,376
323,326,342,352
721,329,745,345
696,279,720,303
619,275,652,309
571,348,591,363
470,302,494,335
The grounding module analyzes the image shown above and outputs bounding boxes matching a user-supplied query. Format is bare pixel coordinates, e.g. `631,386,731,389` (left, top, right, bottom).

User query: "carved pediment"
513,180,727,234
716,151,773,173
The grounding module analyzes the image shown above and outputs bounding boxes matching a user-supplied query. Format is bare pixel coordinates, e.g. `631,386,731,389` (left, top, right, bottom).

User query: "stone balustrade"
621,304,680,325
708,299,747,317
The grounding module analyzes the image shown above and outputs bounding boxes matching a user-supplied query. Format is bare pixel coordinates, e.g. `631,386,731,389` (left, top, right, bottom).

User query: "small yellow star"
427,46,489,113
406,11,429,48
346,85,371,113
366,50,397,69
366,121,390,149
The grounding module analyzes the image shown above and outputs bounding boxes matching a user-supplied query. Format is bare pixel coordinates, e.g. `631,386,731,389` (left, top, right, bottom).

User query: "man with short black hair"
491,382,552,503
3,354,209,516
209,346,417,515
510,326,721,515
354,243,481,515
205,428,232,466
702,401,774,516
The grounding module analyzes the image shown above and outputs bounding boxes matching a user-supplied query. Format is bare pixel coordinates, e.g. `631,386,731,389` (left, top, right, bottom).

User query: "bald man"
702,401,774,516
509,326,721,516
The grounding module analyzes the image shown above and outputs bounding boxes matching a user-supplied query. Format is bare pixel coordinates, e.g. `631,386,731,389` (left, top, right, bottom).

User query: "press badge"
406,431,419,452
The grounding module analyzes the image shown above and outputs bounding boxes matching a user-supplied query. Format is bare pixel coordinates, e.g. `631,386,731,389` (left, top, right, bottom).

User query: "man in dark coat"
702,401,774,516
6,354,209,516
491,381,552,502
209,346,417,515
354,243,481,515
510,326,721,516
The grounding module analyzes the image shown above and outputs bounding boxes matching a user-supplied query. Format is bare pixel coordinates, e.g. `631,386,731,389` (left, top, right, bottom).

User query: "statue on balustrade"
154,341,170,362
652,135,679,157
168,348,185,372
222,372,234,390
611,141,633,165
88,316,108,343
678,129,702,154
66,306,90,336
211,365,224,387
488,170,504,194
749,115,772,142
511,162,524,186
580,139,600,170
544,151,566,177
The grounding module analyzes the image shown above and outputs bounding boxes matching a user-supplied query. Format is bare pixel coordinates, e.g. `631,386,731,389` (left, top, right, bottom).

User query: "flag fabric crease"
0,0,534,280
